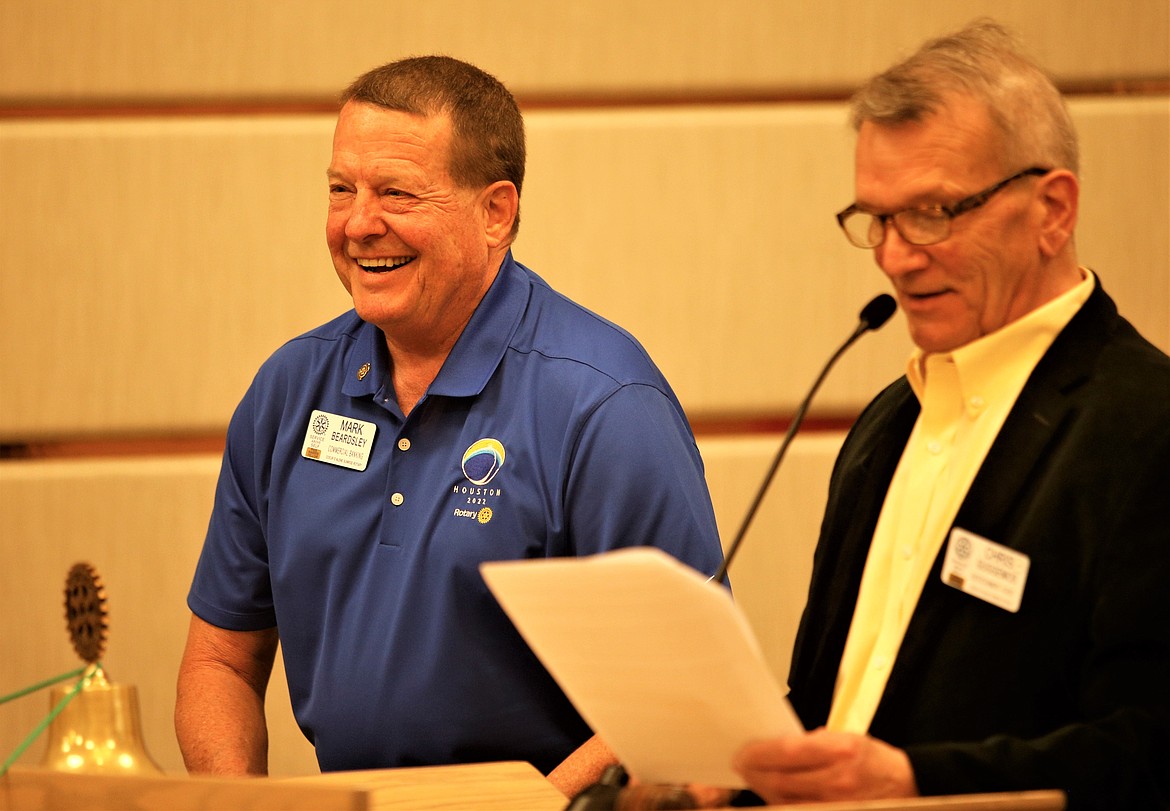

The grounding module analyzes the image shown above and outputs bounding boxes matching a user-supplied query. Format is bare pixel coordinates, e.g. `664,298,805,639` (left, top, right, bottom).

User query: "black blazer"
787,281,1170,809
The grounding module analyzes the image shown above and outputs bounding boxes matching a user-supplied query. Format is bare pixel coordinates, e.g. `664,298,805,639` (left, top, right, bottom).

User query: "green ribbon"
0,666,88,707
0,664,102,777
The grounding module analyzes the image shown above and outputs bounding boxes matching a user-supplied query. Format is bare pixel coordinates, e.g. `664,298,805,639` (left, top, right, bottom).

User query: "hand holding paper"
481,547,804,788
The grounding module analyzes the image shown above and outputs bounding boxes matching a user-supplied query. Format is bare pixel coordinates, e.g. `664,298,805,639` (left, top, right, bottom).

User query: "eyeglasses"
835,167,1050,249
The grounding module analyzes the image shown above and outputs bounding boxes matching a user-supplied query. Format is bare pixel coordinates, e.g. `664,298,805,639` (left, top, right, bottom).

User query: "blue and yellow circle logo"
461,438,505,485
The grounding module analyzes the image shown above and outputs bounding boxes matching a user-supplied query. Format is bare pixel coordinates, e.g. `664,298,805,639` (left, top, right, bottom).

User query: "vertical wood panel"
1074,96,1170,340
0,116,348,441
699,434,845,684
0,458,318,777
2,97,1166,440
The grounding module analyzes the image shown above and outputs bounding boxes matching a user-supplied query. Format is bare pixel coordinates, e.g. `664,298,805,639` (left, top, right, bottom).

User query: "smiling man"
175,56,724,796
732,20,1170,809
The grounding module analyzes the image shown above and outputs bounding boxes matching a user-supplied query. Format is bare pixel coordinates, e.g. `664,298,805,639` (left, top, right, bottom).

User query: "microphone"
711,293,896,584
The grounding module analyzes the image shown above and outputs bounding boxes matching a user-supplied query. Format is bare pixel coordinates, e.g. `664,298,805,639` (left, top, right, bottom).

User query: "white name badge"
941,527,1030,613
301,410,377,471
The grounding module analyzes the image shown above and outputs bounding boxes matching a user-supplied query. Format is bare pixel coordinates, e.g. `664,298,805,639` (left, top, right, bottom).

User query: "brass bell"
37,664,164,775
39,665,163,774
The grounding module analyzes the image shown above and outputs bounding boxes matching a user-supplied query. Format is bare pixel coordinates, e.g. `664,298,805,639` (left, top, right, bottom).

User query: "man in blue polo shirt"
174,56,724,796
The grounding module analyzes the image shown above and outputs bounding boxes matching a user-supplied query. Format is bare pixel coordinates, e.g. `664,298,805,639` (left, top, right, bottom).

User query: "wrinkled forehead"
333,102,452,147
330,102,457,176
853,100,1001,207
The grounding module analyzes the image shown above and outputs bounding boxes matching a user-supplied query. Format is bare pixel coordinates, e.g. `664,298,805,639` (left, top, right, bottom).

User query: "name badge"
301,410,377,471
941,527,1030,613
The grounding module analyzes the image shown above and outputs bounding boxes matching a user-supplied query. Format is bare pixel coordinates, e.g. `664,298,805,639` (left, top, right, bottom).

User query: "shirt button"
390,492,404,506
927,440,942,455
969,395,985,410
397,438,411,451
901,545,914,560
874,655,889,671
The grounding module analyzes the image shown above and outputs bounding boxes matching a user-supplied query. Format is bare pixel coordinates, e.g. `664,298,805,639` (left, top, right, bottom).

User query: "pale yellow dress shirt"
826,269,1095,734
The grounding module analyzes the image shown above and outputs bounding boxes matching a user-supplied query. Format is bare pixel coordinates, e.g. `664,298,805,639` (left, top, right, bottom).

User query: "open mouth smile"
356,257,416,273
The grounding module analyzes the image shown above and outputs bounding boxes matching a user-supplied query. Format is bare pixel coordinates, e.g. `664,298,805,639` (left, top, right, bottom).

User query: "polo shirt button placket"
391,438,409,508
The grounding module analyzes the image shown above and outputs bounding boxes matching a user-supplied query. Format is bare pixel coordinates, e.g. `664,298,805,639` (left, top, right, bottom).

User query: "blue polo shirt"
188,253,724,774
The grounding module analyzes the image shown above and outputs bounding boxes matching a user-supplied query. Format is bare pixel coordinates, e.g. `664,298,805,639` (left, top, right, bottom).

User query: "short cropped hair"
849,19,1079,175
341,55,526,237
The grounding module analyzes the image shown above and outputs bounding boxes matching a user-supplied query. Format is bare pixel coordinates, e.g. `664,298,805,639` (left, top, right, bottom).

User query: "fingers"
732,730,917,804
734,727,850,772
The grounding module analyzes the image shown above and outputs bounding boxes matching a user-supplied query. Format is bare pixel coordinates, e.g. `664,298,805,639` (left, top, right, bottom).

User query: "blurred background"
1,0,1166,777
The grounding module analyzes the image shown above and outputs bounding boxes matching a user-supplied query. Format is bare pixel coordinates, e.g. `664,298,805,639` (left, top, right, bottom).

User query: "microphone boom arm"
711,294,895,584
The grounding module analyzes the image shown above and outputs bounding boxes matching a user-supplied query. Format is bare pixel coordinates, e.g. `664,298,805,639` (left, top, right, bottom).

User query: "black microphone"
711,293,896,584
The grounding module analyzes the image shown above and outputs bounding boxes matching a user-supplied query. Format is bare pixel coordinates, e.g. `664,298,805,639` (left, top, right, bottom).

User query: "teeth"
356,257,414,269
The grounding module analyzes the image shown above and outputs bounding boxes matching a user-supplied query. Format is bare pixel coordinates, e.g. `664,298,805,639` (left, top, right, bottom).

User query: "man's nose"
345,190,388,240
875,222,928,277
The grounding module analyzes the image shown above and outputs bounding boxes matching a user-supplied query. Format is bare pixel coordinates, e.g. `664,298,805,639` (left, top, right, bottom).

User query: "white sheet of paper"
480,547,804,787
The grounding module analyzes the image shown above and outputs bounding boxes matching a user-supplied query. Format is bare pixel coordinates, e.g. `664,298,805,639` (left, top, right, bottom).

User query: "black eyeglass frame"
835,166,1051,249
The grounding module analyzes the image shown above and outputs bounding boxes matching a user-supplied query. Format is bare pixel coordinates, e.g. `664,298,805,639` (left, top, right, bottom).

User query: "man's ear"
481,181,519,248
1035,169,1078,258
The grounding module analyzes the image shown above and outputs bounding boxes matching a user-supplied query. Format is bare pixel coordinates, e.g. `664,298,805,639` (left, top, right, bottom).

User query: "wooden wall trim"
0,434,227,461
0,79,1165,120
0,417,865,460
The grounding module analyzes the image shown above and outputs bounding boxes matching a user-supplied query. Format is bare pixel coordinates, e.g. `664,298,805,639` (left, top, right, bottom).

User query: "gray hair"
849,19,1079,174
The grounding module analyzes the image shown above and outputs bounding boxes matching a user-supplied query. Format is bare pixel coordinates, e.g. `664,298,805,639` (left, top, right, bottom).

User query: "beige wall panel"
520,96,1170,412
0,116,350,442
0,1,1165,102
1074,96,1170,337
698,433,845,685
2,98,1166,440
520,101,913,416
0,457,318,777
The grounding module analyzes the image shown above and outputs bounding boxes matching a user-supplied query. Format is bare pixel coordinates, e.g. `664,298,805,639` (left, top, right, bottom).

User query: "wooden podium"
0,765,1066,810
0,761,569,810
756,794,1065,810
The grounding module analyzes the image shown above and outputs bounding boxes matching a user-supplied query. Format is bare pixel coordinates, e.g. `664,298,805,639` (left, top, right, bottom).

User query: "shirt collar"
429,251,528,398
906,267,1096,407
342,317,389,400
341,251,528,403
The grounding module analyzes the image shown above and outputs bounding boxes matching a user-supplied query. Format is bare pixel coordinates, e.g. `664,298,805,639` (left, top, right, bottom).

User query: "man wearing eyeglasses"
731,20,1170,809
